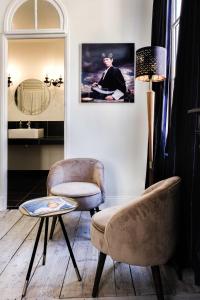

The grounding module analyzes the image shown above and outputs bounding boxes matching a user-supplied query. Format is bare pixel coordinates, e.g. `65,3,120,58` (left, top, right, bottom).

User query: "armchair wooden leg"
151,265,164,300
92,252,107,297
49,216,57,240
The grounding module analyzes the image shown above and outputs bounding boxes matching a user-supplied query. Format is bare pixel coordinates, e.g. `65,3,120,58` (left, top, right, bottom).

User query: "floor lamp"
136,46,166,186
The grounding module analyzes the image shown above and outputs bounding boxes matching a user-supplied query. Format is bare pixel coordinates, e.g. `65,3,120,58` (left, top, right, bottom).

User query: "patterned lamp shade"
136,46,166,82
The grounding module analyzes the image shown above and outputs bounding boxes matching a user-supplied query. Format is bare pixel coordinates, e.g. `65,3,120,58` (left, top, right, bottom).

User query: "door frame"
0,1,70,210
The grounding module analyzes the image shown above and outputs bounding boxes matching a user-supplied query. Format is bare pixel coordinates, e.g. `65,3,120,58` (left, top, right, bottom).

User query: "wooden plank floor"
0,210,200,300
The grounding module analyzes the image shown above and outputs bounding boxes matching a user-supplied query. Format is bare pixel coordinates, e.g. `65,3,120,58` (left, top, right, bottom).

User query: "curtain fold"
167,0,200,282
151,0,171,183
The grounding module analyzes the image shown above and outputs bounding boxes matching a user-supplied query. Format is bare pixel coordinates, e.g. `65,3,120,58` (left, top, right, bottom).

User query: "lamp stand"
146,88,155,186
136,46,166,187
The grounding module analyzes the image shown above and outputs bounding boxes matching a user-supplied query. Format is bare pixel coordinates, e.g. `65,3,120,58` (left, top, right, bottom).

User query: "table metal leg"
43,217,49,265
22,218,44,297
49,216,57,240
58,215,82,281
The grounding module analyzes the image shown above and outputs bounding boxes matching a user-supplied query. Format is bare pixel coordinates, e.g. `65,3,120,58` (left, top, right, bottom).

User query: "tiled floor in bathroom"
7,170,48,208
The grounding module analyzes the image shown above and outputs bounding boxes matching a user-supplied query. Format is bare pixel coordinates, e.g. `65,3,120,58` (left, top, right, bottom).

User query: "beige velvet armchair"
91,176,181,300
47,158,105,238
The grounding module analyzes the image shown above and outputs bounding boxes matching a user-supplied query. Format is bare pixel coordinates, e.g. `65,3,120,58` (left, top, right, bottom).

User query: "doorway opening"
7,38,65,208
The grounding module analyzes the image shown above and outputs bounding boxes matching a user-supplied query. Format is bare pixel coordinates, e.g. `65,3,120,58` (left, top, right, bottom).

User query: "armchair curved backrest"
104,176,181,266
47,158,105,201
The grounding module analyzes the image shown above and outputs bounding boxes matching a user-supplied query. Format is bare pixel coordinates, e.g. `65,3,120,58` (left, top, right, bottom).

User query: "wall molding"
0,35,8,211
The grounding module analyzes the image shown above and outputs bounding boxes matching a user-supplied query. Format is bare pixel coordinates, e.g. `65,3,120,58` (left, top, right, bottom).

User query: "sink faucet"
27,121,31,129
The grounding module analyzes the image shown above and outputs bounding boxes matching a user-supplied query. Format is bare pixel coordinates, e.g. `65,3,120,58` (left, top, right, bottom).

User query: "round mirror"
15,79,50,115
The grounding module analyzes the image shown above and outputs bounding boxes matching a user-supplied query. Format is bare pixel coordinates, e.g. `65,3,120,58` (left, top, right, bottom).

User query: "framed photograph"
81,43,135,103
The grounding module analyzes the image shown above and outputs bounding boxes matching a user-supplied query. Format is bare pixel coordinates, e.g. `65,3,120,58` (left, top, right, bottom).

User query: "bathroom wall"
8,39,64,121
0,0,153,208
8,145,64,170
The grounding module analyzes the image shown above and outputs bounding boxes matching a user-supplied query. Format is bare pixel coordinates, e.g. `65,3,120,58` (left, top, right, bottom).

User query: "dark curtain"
167,0,200,282
150,0,171,184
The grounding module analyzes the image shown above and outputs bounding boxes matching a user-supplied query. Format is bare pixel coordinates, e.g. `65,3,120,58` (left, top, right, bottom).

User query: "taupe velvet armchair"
47,158,105,238
91,176,181,300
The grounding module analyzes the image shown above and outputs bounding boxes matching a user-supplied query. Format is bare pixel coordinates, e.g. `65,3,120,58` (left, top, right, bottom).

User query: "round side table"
19,196,81,298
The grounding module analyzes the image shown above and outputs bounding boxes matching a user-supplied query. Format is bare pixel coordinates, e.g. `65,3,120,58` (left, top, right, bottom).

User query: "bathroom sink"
8,128,44,139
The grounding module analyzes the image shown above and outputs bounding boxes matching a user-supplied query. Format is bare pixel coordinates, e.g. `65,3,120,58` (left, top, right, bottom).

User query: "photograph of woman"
81,43,135,103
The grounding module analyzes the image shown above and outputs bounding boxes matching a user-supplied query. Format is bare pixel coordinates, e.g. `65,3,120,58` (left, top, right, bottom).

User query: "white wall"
64,0,153,205
0,0,153,209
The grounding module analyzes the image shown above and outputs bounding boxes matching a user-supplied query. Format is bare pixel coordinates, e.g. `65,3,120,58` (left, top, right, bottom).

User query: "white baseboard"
0,195,7,211
100,195,136,208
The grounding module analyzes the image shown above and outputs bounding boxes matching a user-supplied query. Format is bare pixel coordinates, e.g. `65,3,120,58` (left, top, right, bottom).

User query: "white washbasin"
8,128,44,139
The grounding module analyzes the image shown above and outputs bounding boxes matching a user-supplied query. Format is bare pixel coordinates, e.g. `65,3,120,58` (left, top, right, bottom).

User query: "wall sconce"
8,75,13,87
44,75,64,87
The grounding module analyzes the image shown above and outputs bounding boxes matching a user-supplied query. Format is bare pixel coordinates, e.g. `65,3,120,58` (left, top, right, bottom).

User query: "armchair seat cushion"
92,206,122,233
50,182,101,198
91,206,122,254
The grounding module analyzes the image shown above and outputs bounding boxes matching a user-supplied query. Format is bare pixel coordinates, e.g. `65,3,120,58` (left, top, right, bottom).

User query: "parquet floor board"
0,210,199,300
